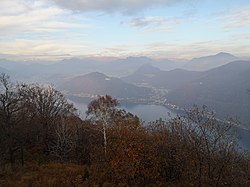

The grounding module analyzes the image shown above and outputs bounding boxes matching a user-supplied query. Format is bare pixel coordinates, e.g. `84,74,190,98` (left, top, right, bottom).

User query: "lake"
121,103,178,123
71,100,178,123
70,99,250,150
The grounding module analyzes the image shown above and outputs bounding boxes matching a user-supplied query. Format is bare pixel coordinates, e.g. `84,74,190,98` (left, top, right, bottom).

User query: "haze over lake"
72,100,177,123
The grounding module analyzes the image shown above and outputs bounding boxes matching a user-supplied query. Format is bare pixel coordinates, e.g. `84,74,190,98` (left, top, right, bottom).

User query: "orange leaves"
0,162,84,187
106,122,161,184
111,155,120,170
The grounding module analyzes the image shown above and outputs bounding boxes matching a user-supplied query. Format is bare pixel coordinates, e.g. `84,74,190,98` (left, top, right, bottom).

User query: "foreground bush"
0,162,85,187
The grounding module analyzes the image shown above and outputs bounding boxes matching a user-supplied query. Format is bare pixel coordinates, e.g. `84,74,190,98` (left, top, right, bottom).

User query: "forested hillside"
0,73,249,186
167,60,250,125
123,61,250,126
59,72,152,99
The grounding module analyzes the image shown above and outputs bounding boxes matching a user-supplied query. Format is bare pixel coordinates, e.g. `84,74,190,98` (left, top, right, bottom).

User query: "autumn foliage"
0,74,249,186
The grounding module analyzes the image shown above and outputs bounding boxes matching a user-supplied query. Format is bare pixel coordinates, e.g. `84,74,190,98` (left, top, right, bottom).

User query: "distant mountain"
167,60,250,125
184,52,239,71
48,58,102,75
101,56,154,76
46,56,182,77
0,59,24,70
0,53,241,80
132,63,161,74
0,56,184,80
0,66,9,74
59,72,152,99
0,59,51,81
0,60,26,79
36,56,163,77
0,58,104,82
100,56,182,77
123,64,202,90
122,64,160,85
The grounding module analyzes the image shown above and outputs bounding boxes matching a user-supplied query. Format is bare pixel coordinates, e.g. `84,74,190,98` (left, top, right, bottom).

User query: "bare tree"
165,106,246,186
0,73,24,169
49,117,76,162
19,84,77,153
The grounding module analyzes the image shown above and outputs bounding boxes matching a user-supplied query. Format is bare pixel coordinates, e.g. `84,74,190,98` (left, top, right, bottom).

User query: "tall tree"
0,73,24,168
19,84,77,153
86,95,119,156
86,95,137,156
49,117,77,162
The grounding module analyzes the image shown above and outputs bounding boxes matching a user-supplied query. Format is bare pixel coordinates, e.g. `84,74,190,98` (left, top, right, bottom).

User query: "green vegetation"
0,73,249,186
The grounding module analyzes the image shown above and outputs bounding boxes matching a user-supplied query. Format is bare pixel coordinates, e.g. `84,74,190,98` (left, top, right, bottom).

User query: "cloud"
1,39,250,61
0,0,82,35
0,0,29,15
230,34,250,41
123,16,181,32
0,39,91,60
51,0,185,14
125,16,177,27
142,41,250,59
221,6,250,28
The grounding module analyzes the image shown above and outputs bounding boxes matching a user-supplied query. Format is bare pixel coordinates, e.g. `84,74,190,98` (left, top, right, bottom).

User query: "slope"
59,72,152,99
167,60,250,125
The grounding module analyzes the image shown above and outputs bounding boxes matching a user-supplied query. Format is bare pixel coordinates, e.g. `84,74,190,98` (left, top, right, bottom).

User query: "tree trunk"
21,142,24,166
9,147,14,170
103,124,107,157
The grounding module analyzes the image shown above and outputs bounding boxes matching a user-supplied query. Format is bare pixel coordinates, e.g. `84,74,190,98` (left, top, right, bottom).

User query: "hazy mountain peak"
59,71,151,99
85,72,107,78
209,60,250,72
0,66,9,73
215,52,237,57
190,52,237,61
125,56,152,61
168,59,250,125
184,52,240,71
60,58,82,63
136,63,161,74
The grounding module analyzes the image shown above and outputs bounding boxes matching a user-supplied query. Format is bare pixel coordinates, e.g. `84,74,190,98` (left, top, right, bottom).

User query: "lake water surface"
72,100,177,123
122,103,177,123
71,100,250,150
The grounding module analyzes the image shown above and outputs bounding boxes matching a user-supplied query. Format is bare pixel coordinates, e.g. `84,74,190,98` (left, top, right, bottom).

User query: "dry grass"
0,162,86,187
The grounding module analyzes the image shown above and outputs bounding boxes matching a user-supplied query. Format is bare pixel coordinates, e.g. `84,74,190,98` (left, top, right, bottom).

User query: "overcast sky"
0,0,250,61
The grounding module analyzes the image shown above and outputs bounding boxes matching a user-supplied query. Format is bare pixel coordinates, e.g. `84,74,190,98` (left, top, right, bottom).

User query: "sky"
0,0,250,61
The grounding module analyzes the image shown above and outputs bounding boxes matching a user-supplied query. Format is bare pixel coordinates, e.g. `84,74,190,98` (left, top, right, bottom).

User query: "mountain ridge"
167,60,250,125
184,52,240,71
59,71,152,99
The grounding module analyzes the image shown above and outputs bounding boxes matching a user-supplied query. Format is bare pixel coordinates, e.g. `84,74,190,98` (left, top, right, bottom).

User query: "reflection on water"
70,100,250,150
70,100,177,123
122,103,177,123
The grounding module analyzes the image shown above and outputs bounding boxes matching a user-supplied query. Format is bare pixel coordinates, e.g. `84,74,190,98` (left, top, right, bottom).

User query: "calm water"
122,103,177,123
71,100,177,123
71,100,250,150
